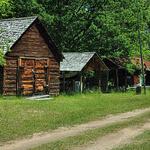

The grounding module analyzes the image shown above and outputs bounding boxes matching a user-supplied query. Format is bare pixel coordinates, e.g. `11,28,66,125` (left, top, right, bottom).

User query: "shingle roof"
60,52,107,72
0,16,37,54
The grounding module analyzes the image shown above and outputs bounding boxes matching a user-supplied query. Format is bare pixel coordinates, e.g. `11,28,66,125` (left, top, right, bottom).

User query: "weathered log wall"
3,23,60,96
49,57,60,95
3,57,18,95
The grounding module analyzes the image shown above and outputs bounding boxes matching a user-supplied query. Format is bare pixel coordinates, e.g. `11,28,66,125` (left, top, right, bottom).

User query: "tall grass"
0,92,150,143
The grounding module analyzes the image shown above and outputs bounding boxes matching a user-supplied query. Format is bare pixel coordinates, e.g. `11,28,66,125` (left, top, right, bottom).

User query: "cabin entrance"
19,58,49,95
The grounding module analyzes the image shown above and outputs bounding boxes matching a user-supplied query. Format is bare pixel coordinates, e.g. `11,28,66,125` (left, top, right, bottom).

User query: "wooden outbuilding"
60,52,109,93
103,58,129,91
104,57,150,90
0,16,63,96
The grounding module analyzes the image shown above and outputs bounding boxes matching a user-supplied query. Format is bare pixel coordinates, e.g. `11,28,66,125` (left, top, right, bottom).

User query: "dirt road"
75,122,150,150
1,108,150,150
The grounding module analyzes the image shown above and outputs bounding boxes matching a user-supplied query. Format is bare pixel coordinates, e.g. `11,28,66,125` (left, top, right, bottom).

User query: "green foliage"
0,0,150,59
125,63,139,74
0,0,13,18
0,48,5,65
10,0,43,17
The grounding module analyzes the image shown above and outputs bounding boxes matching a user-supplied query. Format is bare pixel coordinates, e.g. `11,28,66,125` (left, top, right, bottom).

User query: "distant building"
103,58,129,91
103,57,150,91
60,52,109,93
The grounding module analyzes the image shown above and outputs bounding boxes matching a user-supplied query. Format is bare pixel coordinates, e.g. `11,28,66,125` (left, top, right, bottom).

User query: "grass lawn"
0,92,150,143
114,130,150,150
32,112,150,150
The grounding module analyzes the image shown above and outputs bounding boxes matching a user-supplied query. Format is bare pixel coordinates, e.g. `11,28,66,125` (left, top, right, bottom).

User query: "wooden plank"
3,87,16,91
22,90,33,95
21,84,33,89
5,77,17,80
5,80,16,84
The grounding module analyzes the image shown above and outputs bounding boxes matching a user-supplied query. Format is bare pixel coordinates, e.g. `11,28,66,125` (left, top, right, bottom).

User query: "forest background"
0,0,150,68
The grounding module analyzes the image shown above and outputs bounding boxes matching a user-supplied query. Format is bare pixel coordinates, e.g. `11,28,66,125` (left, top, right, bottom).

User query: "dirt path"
1,108,150,150
75,122,150,150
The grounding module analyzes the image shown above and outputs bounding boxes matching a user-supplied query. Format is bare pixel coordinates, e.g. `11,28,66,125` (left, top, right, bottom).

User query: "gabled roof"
0,16,63,60
0,16,37,54
60,52,108,72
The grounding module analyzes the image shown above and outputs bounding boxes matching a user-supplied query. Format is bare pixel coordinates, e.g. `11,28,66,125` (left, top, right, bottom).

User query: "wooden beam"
116,69,119,91
106,70,109,92
63,72,66,92
80,73,83,93
125,70,127,92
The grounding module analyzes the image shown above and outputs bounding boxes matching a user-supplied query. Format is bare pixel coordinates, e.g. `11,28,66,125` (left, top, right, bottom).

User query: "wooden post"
136,0,146,94
125,70,127,92
32,69,35,95
63,72,66,92
17,58,21,96
106,70,109,92
116,69,119,91
80,73,83,93
98,70,101,91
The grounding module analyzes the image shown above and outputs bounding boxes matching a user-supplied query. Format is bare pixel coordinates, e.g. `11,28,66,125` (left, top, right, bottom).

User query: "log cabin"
60,52,109,93
0,16,63,96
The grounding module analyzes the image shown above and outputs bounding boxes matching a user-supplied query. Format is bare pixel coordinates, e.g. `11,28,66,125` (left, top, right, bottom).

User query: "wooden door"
19,58,49,95
34,59,48,94
20,59,34,95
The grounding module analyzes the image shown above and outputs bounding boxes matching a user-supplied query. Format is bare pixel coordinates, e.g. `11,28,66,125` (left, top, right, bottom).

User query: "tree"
0,0,13,19
0,0,150,58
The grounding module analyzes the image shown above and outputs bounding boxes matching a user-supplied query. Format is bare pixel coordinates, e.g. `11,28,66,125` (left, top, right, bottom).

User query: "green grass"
0,92,150,143
31,112,150,150
114,130,150,150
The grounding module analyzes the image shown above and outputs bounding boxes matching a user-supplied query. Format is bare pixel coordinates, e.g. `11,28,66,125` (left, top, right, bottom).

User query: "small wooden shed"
103,58,129,91
0,16,63,96
60,52,109,93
